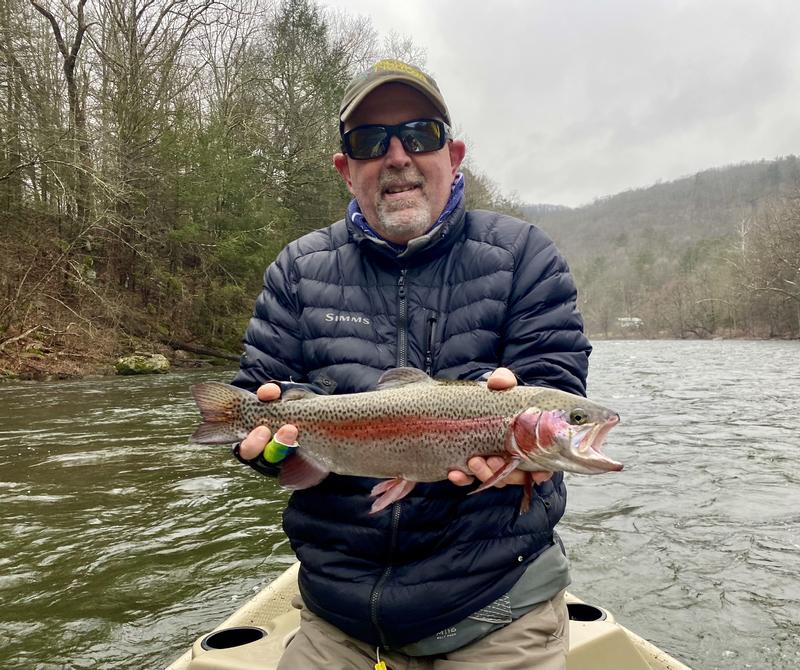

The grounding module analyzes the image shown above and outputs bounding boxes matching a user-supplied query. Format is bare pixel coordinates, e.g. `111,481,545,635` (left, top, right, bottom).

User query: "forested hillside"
0,0,797,379
0,0,511,377
524,157,800,339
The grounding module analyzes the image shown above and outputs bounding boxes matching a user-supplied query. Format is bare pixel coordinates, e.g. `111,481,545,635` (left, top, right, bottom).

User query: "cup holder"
200,626,267,650
567,602,608,622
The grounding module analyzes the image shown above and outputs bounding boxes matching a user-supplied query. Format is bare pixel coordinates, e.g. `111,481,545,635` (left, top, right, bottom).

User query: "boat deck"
167,562,691,670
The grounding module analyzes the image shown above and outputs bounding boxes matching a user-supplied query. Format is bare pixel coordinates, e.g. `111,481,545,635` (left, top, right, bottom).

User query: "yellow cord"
374,646,388,670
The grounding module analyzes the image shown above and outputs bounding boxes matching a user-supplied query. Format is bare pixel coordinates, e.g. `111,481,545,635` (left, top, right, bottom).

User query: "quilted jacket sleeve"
501,225,591,396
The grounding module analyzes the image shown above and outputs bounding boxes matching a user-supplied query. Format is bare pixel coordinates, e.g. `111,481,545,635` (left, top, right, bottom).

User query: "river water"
0,340,797,670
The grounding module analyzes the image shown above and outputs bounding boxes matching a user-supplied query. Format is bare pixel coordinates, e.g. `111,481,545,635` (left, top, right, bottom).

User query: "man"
232,60,591,669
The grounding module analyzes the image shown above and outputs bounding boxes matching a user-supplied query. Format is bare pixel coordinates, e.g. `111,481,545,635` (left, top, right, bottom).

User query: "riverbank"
2,323,794,382
0,324,238,381
0,209,250,382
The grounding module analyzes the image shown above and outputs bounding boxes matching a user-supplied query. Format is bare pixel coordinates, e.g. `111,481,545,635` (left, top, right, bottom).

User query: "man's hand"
448,368,553,488
239,383,298,460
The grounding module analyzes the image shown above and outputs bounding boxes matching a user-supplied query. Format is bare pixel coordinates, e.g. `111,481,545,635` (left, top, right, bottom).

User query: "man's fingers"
274,424,298,445
256,383,282,402
448,369,517,486
240,386,289,460
531,471,553,485
448,470,474,486
240,425,272,460
468,456,504,486
466,456,527,487
448,463,546,488
485,456,507,471
240,423,298,461
486,367,517,391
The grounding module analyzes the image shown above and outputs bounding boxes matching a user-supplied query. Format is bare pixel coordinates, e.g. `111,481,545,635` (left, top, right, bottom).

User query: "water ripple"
0,344,798,669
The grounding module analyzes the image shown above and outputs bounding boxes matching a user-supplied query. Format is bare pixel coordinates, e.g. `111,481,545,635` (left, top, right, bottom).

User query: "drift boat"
166,562,690,670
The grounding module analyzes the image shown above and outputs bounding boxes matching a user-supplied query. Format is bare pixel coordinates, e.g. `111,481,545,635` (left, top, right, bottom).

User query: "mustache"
379,169,425,191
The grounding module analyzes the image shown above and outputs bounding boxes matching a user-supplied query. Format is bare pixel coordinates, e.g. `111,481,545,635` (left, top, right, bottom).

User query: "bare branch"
0,326,42,352
30,1,69,60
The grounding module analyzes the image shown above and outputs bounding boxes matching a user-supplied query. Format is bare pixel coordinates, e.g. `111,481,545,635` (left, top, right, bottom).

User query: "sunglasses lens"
344,120,447,159
400,120,445,153
347,126,389,159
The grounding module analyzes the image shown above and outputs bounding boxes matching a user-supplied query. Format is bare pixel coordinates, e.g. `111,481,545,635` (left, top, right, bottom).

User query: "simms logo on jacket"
325,312,371,325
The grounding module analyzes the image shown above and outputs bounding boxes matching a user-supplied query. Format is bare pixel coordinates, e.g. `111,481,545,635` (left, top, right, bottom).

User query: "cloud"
322,0,800,206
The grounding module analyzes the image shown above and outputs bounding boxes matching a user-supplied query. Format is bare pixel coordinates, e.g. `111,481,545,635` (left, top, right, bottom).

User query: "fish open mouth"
517,413,622,474
567,414,622,473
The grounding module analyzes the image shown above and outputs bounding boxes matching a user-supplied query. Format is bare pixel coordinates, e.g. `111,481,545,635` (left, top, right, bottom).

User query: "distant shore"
1,333,794,382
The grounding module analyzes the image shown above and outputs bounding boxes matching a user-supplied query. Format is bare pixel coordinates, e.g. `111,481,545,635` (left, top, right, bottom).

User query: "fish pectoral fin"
520,473,534,515
278,452,329,490
369,477,417,514
468,457,522,495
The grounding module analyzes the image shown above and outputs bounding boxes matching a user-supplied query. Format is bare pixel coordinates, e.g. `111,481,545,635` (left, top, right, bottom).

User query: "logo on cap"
373,59,430,86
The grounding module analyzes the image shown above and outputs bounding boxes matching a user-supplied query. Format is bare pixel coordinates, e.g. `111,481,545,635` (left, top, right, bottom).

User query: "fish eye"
569,409,589,425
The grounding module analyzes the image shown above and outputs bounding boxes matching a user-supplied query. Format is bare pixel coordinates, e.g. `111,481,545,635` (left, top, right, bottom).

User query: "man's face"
333,83,466,245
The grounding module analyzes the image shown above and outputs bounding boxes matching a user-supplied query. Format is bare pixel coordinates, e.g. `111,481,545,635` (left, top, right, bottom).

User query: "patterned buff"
347,172,465,251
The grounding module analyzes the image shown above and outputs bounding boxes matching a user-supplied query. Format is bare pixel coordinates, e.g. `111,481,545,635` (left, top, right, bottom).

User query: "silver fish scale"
237,381,609,482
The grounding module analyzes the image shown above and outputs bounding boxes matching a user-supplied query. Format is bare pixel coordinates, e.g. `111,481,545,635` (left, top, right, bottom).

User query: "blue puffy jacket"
232,199,591,648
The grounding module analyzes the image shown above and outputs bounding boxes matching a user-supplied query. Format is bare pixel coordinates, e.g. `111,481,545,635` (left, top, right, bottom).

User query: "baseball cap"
339,59,452,131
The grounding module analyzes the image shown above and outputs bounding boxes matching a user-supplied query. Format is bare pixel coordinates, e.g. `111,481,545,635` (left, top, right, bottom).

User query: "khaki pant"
277,590,569,670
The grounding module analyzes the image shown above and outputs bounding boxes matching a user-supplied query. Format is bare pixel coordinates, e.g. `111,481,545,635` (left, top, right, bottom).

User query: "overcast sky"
321,0,800,207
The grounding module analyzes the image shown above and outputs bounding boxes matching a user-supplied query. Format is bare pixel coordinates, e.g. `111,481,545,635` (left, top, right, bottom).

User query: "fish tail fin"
190,382,251,444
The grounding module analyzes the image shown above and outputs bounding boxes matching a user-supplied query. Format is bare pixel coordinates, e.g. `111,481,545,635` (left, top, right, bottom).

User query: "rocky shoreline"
0,338,237,381
1,330,792,382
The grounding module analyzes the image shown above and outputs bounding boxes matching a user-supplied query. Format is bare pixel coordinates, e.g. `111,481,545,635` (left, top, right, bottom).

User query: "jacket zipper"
397,269,408,367
370,269,407,646
370,501,402,648
424,315,438,376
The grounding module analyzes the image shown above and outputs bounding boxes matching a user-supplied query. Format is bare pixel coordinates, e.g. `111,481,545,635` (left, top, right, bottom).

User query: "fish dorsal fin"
282,388,317,401
376,367,434,391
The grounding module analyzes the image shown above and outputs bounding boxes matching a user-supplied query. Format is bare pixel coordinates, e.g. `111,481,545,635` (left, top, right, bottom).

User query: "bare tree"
379,31,427,67
736,195,800,334
30,0,92,221
87,0,220,291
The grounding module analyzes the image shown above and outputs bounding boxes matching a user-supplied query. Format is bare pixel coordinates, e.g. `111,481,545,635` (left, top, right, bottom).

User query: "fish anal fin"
375,367,434,391
468,457,522,496
369,477,417,513
278,452,329,490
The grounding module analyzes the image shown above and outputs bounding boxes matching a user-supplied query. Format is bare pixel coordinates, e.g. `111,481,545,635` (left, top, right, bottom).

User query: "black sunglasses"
341,118,451,160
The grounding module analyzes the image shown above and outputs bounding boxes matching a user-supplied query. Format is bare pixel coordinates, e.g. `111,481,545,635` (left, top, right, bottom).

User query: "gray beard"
375,198,433,243
373,168,433,243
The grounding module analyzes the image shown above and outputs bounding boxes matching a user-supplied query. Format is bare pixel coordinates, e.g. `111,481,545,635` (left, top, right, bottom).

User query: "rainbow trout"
191,368,621,513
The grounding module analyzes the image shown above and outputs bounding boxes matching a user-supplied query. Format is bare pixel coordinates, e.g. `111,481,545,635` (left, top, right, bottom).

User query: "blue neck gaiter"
347,172,465,251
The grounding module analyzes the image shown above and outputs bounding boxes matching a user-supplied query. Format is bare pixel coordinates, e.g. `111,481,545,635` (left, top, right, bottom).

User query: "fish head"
510,397,622,474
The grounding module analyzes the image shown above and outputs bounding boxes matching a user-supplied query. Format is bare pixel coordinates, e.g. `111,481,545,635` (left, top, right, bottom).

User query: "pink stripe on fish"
317,415,507,440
